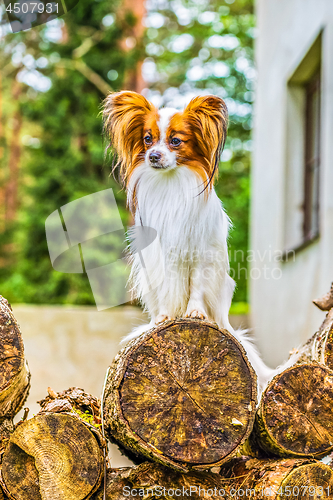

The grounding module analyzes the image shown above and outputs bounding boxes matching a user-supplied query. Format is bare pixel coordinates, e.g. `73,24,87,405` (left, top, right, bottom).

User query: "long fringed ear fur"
103,91,155,184
184,95,228,186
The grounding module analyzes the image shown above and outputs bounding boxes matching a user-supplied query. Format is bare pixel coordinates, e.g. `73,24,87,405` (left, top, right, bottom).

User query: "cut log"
103,318,257,471
292,298,333,369
93,461,226,500
248,290,333,459
289,282,333,368
220,456,333,499
38,386,102,424
0,296,31,450
249,363,333,458
1,389,105,500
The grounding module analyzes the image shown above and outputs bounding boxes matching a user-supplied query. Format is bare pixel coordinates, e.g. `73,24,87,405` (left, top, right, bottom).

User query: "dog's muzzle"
149,151,166,169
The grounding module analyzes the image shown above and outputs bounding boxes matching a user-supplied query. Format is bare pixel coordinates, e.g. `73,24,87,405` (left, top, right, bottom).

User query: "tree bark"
1,388,105,500
103,318,257,471
220,456,333,499
292,305,333,369
92,461,226,500
249,363,333,458
117,0,146,92
0,296,31,451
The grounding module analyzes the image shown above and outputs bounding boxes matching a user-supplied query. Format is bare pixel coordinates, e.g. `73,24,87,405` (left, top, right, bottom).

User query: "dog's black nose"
149,151,162,163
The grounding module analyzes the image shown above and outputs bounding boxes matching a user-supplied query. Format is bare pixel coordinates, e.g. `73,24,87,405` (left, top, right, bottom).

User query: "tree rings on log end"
103,319,257,471
220,457,333,500
279,462,333,499
1,413,104,500
92,462,225,500
255,363,333,458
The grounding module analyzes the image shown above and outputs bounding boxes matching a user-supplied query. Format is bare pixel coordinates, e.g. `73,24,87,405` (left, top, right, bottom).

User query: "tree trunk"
220,456,333,499
103,318,257,471
117,0,146,93
92,461,226,500
5,83,22,222
249,363,333,458
1,388,105,500
0,296,31,451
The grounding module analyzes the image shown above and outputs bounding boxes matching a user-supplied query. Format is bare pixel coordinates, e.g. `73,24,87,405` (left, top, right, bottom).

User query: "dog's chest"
130,166,229,259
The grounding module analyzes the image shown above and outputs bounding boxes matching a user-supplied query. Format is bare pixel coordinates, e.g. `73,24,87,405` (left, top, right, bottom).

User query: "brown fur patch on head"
166,113,209,185
103,91,157,184
173,95,228,189
143,109,160,151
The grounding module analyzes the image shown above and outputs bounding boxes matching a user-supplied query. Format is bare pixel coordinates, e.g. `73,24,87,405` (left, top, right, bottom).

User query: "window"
283,33,321,257
303,73,321,242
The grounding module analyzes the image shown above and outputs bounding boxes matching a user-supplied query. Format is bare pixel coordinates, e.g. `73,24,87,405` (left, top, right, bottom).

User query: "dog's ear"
103,91,154,183
184,95,228,181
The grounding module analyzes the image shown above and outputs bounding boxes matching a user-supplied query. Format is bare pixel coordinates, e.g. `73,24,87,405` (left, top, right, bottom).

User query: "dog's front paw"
155,314,173,325
185,310,208,320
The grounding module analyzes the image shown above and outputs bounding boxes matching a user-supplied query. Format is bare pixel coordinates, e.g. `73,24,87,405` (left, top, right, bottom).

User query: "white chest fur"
127,164,234,328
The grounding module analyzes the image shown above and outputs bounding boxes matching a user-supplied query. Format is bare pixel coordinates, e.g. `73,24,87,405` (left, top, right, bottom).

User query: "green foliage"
72,407,101,428
143,0,254,301
1,0,254,305
0,0,136,304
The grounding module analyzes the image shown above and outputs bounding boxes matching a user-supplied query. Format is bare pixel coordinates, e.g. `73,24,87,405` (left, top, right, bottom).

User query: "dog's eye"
144,135,152,145
170,137,181,147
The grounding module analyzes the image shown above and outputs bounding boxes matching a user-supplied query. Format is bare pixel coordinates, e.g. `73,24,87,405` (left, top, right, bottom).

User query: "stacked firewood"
1,286,333,499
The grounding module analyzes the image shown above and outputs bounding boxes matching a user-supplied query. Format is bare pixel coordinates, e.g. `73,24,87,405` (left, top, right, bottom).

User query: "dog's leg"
185,265,209,320
154,313,172,324
216,273,235,331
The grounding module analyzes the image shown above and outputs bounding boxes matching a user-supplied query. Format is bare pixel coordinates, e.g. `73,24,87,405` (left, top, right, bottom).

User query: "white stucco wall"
251,0,333,367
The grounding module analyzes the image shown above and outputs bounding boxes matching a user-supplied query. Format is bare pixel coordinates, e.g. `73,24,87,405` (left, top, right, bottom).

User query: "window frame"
282,33,322,261
303,71,321,243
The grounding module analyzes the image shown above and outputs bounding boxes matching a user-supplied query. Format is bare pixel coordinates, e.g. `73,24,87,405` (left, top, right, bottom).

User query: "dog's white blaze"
145,107,178,169
157,107,178,140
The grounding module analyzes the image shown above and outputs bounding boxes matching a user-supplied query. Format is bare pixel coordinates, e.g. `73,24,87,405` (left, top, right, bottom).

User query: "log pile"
244,284,333,460
1,286,333,499
0,297,30,453
1,387,105,500
103,319,257,471
92,462,227,500
220,457,333,499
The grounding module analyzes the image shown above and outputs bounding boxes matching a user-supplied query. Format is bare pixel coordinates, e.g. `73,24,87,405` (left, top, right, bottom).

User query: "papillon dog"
103,91,275,390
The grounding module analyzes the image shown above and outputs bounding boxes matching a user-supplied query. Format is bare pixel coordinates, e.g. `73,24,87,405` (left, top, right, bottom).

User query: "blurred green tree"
0,0,145,303
142,0,254,305
0,0,253,307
